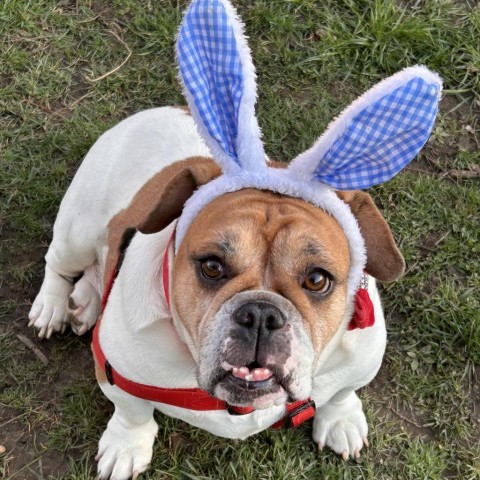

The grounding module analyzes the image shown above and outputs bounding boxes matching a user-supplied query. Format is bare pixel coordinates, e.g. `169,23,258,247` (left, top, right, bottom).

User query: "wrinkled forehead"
179,189,350,273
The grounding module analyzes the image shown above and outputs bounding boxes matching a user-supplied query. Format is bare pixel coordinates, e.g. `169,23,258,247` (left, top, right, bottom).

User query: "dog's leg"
96,383,158,480
312,390,369,460
29,215,101,338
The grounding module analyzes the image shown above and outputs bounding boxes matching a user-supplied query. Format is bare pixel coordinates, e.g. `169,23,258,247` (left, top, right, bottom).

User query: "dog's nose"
234,301,286,331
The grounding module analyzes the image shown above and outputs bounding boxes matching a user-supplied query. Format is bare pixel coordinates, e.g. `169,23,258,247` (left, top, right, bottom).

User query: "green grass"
1,0,479,479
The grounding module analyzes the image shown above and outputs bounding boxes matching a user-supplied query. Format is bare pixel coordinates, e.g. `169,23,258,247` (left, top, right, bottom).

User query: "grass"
1,0,479,479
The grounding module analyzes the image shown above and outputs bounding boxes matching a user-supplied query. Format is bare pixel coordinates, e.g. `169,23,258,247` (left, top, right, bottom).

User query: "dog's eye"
302,269,331,294
201,258,225,280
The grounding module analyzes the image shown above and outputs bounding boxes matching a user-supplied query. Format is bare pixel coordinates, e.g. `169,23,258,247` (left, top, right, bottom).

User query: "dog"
29,106,403,478
28,2,442,478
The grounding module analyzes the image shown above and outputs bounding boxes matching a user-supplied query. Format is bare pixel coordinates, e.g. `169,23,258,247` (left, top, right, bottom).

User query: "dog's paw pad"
97,418,157,480
313,393,368,459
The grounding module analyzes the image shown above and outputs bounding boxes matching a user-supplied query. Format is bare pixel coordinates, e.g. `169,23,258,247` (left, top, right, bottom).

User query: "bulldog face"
172,189,351,409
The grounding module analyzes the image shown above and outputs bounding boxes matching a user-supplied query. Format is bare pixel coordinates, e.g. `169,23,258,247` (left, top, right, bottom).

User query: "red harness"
92,232,374,428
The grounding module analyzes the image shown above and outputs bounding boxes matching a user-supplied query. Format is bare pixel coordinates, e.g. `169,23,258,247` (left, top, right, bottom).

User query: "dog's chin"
211,371,290,410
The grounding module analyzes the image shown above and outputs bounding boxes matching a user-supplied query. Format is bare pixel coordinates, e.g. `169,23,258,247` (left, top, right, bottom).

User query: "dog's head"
138,157,404,409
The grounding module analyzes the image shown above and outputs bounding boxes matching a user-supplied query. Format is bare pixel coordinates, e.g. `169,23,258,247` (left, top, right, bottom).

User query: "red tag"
348,288,375,330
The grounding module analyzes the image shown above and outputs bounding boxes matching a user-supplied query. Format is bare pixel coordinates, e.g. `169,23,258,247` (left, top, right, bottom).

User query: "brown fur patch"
336,190,405,282
104,156,221,287
172,189,350,354
91,344,107,384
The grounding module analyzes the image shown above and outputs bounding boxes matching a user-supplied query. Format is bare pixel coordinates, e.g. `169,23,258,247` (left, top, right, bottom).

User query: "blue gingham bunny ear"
289,66,442,190
176,0,266,175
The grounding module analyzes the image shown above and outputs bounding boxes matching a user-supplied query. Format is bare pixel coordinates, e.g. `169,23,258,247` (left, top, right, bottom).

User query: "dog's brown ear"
336,190,405,282
138,156,221,234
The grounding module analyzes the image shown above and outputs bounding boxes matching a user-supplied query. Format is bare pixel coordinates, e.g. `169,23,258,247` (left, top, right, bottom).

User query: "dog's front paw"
97,416,158,480
68,276,101,335
313,392,368,460
28,267,73,338
29,293,69,338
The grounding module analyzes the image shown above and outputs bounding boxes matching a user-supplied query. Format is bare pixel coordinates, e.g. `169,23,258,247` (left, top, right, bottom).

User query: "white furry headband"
174,0,442,300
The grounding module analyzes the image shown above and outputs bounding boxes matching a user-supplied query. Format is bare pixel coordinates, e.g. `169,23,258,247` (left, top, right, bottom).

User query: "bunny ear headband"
175,0,442,300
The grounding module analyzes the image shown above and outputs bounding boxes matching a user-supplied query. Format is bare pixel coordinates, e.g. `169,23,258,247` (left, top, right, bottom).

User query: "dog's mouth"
210,363,291,409
224,365,276,390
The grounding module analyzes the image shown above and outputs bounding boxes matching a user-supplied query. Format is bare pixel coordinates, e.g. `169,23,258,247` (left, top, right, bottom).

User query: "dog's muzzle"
198,291,314,409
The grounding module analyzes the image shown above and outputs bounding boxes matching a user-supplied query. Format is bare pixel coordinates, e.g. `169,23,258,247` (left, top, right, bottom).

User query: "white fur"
313,391,368,458
31,107,387,479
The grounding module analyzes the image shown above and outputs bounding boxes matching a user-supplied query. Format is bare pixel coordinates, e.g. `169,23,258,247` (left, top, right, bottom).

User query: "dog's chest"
152,402,285,439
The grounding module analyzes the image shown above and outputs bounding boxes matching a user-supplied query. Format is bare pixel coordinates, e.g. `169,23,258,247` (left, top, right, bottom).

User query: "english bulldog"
28,2,442,479
29,106,400,479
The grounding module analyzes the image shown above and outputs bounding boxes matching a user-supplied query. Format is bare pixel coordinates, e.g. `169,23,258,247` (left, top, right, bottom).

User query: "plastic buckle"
105,361,114,385
284,399,316,428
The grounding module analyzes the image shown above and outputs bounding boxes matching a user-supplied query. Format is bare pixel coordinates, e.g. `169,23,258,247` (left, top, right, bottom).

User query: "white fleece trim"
175,169,366,302
222,0,266,173
288,65,443,181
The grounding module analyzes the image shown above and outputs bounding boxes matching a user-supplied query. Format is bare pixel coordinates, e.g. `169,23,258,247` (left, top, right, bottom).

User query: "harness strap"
272,399,316,429
93,317,231,410
93,317,312,422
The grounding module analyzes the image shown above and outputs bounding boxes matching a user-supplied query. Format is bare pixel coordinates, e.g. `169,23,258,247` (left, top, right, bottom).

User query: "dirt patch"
0,311,99,477
0,321,95,479
0,404,66,480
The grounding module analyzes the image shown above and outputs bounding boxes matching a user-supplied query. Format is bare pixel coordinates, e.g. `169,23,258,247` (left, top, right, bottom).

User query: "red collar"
93,231,374,428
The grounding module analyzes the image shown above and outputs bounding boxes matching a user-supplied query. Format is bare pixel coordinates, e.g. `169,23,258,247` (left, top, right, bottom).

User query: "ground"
1,1,479,479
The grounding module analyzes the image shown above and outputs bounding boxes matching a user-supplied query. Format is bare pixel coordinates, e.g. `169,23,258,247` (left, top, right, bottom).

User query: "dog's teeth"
231,366,273,381
232,366,249,379
252,368,273,381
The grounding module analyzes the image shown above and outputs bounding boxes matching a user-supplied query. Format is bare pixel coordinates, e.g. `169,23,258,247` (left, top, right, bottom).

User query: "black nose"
234,301,286,331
